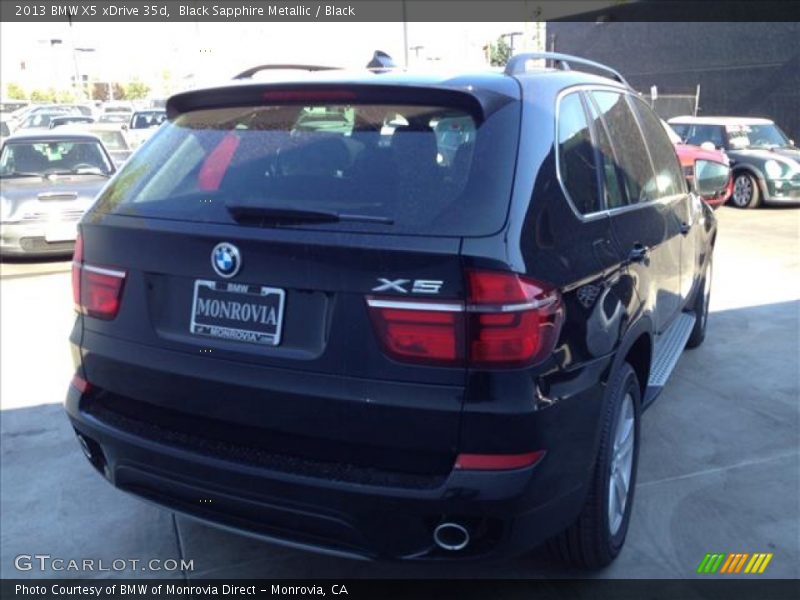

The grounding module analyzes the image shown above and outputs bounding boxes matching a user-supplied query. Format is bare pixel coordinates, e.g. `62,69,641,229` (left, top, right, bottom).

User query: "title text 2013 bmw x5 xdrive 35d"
65,53,720,567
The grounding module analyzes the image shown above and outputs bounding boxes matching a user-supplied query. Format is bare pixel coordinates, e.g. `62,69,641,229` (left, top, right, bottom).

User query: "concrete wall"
547,22,800,143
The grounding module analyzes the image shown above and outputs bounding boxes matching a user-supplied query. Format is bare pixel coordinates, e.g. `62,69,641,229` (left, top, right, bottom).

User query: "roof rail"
504,52,630,87
233,64,340,80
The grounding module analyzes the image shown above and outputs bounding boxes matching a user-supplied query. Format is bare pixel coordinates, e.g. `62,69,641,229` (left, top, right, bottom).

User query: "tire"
686,258,712,349
730,172,761,209
548,362,641,569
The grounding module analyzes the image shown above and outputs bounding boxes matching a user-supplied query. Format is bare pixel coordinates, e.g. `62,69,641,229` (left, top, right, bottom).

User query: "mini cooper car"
669,116,800,208
65,53,719,567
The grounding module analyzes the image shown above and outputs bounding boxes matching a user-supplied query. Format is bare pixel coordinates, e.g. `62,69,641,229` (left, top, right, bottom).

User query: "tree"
92,83,109,102
6,82,27,100
56,89,76,103
124,80,151,101
30,88,56,102
489,36,512,67
112,83,126,100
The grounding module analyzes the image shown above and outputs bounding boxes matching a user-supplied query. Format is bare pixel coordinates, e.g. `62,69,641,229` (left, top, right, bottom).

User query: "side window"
670,123,689,141
590,91,657,206
630,97,686,198
585,96,627,210
688,125,724,149
557,92,601,214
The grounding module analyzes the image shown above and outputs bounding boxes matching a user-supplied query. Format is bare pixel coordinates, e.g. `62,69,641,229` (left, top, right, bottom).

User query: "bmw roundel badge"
211,242,241,278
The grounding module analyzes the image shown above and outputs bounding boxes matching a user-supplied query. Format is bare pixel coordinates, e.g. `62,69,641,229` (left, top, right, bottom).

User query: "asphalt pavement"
1,206,798,579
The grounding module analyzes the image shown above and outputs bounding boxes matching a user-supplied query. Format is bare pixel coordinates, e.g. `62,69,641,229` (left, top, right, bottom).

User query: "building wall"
547,22,800,142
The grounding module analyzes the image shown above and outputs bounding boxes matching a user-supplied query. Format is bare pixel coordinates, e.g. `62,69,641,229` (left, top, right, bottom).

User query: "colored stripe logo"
697,552,773,574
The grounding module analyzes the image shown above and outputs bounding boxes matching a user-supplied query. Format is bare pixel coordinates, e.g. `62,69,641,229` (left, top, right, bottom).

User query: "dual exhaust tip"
433,522,470,552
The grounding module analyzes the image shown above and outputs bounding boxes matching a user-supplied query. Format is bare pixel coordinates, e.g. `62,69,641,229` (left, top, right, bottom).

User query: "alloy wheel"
608,392,635,536
732,175,753,207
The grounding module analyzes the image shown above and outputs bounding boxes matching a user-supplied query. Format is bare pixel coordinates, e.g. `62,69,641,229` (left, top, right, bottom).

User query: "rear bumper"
1,222,77,256
66,331,604,560
67,385,590,560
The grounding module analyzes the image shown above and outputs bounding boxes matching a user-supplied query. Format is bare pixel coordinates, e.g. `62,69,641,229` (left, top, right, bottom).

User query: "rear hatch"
76,80,521,476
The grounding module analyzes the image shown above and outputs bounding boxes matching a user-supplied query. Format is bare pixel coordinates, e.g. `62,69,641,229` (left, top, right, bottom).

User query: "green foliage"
124,80,151,101
489,37,512,67
30,88,56,102
6,82,27,100
56,89,76,103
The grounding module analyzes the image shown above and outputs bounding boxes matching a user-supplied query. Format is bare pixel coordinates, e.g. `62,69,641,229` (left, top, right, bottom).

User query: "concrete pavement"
1,206,798,579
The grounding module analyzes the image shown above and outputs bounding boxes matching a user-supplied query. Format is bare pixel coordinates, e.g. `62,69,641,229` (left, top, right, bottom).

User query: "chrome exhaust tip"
433,522,470,551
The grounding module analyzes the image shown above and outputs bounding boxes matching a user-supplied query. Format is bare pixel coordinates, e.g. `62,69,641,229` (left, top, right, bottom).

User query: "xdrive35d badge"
211,242,241,278
66,51,719,568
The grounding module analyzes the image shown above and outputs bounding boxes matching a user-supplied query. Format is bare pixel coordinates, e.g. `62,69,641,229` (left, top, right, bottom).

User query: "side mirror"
694,159,731,198
121,124,128,130
700,141,717,152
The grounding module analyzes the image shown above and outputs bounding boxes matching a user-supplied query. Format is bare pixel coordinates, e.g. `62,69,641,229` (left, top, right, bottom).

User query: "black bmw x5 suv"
66,53,719,567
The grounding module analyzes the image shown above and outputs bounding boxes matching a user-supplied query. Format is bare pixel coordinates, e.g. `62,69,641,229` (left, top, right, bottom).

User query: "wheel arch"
607,314,654,404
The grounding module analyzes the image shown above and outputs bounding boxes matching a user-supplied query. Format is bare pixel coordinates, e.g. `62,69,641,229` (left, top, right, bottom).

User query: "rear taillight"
367,271,564,368
71,234,126,320
466,271,563,367
71,233,83,309
367,301,465,365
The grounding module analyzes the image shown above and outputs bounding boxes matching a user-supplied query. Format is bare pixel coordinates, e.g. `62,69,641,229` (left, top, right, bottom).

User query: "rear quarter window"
93,101,521,237
557,92,601,215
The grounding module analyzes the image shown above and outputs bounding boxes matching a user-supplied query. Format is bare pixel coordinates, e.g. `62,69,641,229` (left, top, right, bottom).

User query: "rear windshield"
93,101,520,236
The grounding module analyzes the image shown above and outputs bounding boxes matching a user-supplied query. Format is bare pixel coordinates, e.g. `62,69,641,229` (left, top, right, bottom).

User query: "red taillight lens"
71,233,83,310
71,373,92,394
262,89,357,103
466,271,563,368
455,450,545,470
81,267,126,320
72,236,126,320
367,303,464,365
367,271,564,369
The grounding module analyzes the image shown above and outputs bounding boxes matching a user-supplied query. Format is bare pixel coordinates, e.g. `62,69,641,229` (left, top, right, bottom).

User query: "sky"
0,20,546,98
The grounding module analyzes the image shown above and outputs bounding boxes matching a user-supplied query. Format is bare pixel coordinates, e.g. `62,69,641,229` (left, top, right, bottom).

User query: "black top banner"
1,0,800,22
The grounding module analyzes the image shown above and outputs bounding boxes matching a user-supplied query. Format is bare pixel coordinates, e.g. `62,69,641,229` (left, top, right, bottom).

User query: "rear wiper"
225,204,393,225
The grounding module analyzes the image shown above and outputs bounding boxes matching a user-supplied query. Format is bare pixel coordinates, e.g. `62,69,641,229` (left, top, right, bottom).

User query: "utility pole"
402,1,409,67
410,45,424,61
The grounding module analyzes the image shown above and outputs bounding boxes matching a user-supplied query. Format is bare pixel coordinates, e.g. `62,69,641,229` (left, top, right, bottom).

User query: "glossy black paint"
66,68,716,560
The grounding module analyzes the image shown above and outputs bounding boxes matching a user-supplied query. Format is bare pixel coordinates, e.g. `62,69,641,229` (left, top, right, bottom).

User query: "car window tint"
590,91,657,206
687,125,725,148
630,97,685,198
557,92,600,214
92,102,521,236
585,96,627,210
670,123,689,141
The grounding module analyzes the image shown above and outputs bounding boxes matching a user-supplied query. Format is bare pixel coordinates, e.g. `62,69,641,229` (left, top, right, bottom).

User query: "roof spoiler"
504,51,630,88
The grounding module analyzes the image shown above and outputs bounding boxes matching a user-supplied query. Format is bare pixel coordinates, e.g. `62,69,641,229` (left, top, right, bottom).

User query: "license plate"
190,280,285,346
44,222,77,243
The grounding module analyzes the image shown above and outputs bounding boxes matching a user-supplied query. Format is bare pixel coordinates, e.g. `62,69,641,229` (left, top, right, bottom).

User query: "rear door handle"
628,243,650,263
680,222,691,236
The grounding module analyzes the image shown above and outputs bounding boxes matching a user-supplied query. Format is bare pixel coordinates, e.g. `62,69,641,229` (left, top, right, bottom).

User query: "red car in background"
662,120,732,208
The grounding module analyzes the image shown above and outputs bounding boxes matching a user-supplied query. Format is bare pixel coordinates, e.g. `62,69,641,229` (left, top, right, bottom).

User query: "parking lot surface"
1,206,798,579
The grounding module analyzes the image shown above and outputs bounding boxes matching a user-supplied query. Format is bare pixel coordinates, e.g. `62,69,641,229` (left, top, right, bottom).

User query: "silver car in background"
0,132,115,256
